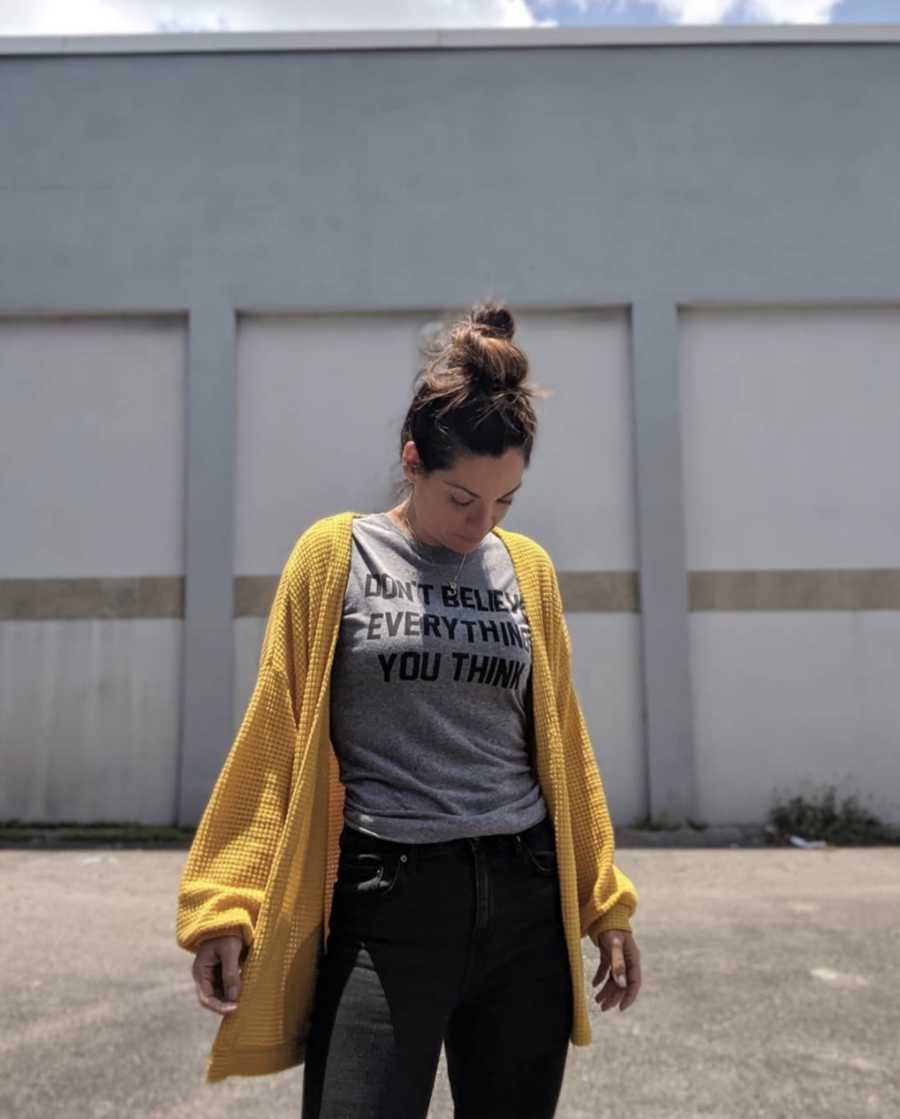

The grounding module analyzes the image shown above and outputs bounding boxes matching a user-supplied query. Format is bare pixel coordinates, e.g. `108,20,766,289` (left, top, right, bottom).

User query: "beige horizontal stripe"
0,577,184,619
2,569,900,619
236,574,281,618
556,571,640,613
689,568,900,612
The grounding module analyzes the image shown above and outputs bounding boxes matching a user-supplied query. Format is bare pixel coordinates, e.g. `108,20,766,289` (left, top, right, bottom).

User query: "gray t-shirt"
328,511,548,842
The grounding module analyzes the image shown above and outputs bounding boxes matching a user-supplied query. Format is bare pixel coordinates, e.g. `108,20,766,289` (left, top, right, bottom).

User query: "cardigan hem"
205,1036,307,1083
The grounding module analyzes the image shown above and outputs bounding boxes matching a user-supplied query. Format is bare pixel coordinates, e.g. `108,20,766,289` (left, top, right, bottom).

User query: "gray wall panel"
1,28,898,828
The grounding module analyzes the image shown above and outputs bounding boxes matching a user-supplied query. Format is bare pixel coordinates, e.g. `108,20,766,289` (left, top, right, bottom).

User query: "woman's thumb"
220,943,242,1002
224,971,240,1002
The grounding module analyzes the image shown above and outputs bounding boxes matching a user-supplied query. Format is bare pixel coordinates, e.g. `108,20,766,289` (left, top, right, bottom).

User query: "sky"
0,0,898,34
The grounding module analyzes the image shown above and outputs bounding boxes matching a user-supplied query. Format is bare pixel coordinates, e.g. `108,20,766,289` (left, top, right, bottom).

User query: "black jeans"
301,814,574,1119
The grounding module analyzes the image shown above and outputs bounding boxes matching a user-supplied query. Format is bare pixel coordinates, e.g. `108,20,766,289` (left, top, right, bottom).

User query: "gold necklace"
400,497,468,591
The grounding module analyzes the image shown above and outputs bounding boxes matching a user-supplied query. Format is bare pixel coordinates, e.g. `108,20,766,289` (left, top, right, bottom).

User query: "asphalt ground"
2,840,898,1118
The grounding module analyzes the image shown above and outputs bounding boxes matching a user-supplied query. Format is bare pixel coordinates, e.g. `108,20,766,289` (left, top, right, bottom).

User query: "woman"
176,301,641,1116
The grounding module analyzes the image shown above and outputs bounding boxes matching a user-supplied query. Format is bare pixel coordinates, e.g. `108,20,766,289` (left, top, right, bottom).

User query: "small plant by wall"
767,784,896,846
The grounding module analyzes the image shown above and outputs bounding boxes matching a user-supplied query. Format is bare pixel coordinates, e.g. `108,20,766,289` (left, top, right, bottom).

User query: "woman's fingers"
219,937,243,1004
597,981,625,1010
592,930,642,1011
618,950,642,1011
591,931,627,986
191,935,245,1016
608,936,628,988
193,956,238,1015
193,955,237,1015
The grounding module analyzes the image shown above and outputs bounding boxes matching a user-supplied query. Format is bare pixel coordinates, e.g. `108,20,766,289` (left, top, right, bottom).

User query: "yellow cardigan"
176,510,638,1083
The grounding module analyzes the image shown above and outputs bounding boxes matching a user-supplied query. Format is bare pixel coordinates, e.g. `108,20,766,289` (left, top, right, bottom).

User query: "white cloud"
532,0,840,22
0,0,554,35
0,0,842,36
738,0,839,19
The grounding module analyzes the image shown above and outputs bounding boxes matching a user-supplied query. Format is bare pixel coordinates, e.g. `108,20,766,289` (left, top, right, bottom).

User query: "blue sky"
0,0,897,34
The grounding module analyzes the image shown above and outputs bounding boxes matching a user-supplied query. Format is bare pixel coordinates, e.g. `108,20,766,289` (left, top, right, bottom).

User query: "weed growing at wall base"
767,785,897,846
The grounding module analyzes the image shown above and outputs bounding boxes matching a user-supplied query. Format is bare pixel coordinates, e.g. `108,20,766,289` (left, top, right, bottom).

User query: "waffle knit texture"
175,511,638,1083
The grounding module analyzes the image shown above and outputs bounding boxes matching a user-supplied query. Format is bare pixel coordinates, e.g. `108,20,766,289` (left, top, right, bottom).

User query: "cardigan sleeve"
544,557,639,942
174,541,307,954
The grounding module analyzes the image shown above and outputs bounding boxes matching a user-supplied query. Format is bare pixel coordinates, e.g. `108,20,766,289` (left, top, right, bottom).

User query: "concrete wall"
1,26,898,829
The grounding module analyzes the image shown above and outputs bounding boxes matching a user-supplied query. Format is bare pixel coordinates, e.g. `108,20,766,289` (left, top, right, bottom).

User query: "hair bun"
469,301,515,341
445,300,526,390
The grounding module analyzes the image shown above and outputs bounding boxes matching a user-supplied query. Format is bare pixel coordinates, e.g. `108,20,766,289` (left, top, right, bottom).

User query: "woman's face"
401,443,526,552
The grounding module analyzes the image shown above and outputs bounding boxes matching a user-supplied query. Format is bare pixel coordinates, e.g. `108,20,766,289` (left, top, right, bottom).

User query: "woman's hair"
396,299,550,494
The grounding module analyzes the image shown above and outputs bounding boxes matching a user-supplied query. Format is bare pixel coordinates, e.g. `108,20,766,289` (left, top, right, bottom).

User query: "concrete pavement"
2,842,898,1118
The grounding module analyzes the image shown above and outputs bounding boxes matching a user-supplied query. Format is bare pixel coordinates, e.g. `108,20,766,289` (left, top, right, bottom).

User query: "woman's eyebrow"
446,481,523,499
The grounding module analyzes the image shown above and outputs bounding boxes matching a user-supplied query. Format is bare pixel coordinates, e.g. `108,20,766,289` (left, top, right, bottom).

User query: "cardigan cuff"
587,903,634,943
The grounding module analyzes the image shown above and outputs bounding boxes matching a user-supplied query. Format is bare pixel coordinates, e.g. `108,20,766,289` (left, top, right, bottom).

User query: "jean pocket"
336,850,406,895
518,833,558,877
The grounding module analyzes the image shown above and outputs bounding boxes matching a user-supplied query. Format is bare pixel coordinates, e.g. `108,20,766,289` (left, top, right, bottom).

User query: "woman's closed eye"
450,497,514,509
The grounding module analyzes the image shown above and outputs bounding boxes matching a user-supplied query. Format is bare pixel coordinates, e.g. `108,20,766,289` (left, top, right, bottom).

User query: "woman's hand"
592,929,641,1012
192,934,246,1016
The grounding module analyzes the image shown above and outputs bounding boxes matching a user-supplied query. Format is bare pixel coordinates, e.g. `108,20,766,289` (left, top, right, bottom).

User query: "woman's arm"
175,541,308,954
543,557,638,940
